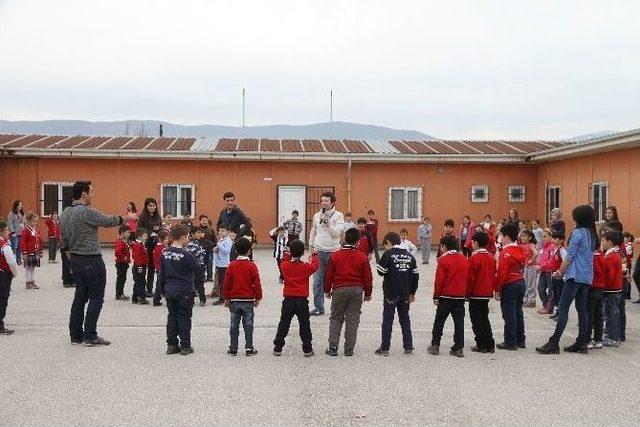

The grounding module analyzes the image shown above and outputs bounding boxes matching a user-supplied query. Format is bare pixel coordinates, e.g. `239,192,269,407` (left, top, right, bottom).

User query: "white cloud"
0,0,638,138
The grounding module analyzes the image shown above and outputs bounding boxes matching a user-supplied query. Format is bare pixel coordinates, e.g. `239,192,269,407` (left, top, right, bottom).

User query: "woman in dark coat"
137,197,162,294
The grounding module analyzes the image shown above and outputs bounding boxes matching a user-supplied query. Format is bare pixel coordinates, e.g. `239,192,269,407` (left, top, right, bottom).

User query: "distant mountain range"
0,119,434,140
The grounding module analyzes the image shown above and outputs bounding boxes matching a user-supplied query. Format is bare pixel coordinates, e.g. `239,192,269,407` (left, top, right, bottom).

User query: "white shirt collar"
605,247,620,256
236,255,250,260
473,249,489,254
503,242,518,248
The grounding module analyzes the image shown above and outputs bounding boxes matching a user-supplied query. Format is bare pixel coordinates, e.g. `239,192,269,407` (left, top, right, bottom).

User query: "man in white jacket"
309,192,344,316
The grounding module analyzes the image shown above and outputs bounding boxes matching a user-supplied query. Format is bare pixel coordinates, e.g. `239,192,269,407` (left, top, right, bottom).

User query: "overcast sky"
1,0,639,139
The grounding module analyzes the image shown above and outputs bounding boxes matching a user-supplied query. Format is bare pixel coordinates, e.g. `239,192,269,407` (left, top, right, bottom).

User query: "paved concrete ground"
1,248,640,426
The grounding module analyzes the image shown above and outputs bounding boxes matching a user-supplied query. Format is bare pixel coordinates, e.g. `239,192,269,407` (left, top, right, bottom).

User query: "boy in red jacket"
467,231,496,353
0,220,19,335
587,247,606,349
114,225,131,301
436,219,456,258
495,222,526,351
223,238,263,356
131,228,150,305
323,228,373,356
356,217,373,260
20,212,43,290
45,211,61,263
602,230,624,347
428,234,468,357
273,240,319,357
151,230,169,306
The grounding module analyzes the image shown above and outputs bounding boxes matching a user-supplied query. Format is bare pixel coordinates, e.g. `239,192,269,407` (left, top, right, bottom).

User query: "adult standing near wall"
536,205,598,354
60,181,135,346
549,208,565,236
507,208,521,225
460,215,475,258
309,191,344,316
137,198,162,295
418,217,432,264
7,201,25,265
216,192,252,240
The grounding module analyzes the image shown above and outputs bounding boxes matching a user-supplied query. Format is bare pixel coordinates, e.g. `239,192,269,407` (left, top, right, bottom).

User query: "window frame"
590,181,608,223
40,181,75,217
388,186,423,222
507,185,526,203
160,184,196,219
546,185,561,225
470,185,489,203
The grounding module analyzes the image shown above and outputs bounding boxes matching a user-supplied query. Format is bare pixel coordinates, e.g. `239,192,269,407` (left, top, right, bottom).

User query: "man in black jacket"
216,192,252,239
197,215,216,282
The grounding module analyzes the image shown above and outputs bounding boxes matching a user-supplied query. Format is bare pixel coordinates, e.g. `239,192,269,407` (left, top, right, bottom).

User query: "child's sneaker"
602,338,619,347
449,348,464,357
303,350,315,357
404,348,414,355
427,345,440,355
593,341,603,349
227,347,237,356
587,340,595,349
374,348,389,356
273,347,282,356
166,345,180,354
245,348,258,356
325,346,338,356
179,346,194,355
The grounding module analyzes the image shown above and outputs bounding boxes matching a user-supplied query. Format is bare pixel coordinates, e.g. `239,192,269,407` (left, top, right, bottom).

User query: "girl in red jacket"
520,229,539,308
20,212,43,290
44,211,61,263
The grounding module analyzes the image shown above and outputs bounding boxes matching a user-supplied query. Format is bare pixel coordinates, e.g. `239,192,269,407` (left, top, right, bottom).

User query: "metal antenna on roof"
242,88,246,140
329,89,333,140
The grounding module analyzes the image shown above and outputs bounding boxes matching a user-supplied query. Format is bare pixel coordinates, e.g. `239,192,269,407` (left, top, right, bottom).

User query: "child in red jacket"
152,230,170,306
602,230,624,347
45,211,61,263
495,222,526,351
131,228,150,305
356,217,373,260
223,238,263,356
429,234,468,357
587,247,606,349
273,240,319,357
323,228,373,356
466,231,496,353
114,225,131,301
436,219,456,258
20,212,43,290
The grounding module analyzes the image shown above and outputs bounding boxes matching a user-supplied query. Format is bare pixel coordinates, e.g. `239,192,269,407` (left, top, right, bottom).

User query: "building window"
40,182,74,216
388,187,422,221
161,184,195,218
508,185,526,203
470,185,489,203
546,186,561,224
590,182,608,223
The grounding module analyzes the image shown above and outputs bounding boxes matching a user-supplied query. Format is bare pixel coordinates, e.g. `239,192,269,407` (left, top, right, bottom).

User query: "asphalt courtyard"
1,248,639,426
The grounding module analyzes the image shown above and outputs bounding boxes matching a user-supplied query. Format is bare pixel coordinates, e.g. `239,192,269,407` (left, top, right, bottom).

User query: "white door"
278,185,306,243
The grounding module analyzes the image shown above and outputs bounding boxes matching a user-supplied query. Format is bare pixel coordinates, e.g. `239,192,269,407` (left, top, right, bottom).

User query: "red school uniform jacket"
603,247,623,293
44,218,61,239
365,218,379,239
466,249,496,299
153,243,166,271
323,245,373,297
592,250,606,289
486,234,497,256
357,231,372,256
433,250,468,300
131,240,148,267
280,252,319,298
496,243,525,293
0,237,15,277
223,257,263,301
114,237,131,264
19,226,43,255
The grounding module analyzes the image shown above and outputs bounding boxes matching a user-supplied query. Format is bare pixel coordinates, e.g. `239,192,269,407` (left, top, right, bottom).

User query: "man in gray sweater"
60,181,136,346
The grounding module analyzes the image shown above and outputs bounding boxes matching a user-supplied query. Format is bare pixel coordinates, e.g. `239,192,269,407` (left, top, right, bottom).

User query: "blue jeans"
10,234,21,264
604,292,621,341
69,255,106,341
550,279,589,345
229,301,255,350
312,250,332,312
500,281,526,347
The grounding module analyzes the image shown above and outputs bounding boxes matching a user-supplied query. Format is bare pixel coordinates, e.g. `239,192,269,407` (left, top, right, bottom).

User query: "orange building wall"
1,156,541,244
536,147,640,236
